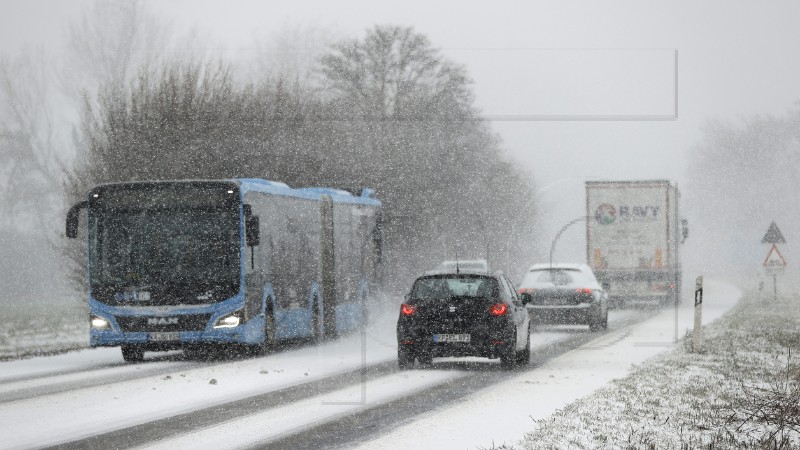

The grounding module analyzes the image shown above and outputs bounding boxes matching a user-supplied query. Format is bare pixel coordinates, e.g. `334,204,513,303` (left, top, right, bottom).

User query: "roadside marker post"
761,222,787,303
693,276,703,352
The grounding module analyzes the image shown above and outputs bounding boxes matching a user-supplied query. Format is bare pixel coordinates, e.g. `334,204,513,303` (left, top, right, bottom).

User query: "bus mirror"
246,215,260,247
66,201,87,239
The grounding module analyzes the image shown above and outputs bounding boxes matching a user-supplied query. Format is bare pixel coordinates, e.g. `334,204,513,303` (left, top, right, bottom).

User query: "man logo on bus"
595,203,616,225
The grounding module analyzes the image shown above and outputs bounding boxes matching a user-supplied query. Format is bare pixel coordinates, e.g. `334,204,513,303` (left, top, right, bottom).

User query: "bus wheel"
264,309,276,347
252,305,277,357
121,345,144,363
185,344,211,360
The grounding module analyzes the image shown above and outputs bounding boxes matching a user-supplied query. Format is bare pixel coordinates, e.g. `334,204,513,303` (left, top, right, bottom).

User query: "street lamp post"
534,176,599,264
549,216,589,269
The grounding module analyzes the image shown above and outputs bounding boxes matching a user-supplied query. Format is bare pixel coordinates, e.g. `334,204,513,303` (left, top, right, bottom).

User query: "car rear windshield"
411,275,498,300
523,269,591,287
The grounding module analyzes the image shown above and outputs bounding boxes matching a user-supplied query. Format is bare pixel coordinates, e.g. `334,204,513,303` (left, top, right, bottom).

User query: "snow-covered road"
0,280,739,449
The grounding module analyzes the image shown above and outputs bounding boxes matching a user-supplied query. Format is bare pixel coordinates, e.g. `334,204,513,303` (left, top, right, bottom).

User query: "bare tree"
319,24,472,120
248,24,338,88
62,0,174,100
0,47,76,307
0,49,63,232
317,25,537,286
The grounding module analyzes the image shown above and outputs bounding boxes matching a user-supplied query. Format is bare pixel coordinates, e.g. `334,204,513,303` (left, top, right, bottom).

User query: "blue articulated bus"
66,179,382,362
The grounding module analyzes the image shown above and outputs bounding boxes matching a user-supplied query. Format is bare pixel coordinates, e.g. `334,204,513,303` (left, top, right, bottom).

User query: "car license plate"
150,332,180,342
433,334,470,343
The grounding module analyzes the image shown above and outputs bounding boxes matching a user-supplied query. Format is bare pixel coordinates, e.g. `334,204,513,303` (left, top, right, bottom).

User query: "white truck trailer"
585,180,687,306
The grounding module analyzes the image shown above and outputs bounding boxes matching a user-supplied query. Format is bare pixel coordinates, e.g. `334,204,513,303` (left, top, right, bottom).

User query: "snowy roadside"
513,283,800,449
0,301,87,360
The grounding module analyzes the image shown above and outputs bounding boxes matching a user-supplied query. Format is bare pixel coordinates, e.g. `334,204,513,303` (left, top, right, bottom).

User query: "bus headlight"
214,312,241,329
90,315,111,330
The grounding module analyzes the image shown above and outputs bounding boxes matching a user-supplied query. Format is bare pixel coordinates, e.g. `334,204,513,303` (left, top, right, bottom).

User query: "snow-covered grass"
511,290,800,449
0,299,87,360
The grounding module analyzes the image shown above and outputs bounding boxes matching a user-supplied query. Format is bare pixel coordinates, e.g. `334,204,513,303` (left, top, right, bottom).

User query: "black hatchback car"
396,270,531,370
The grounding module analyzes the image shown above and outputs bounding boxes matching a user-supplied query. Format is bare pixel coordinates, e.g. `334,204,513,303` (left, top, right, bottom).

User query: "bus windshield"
87,183,241,304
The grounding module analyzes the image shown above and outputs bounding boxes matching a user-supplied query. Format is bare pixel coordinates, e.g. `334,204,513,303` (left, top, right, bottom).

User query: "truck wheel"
121,345,144,363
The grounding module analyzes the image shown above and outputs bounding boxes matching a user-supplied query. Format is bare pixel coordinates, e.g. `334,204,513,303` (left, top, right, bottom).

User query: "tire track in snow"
54,361,399,450
260,309,655,449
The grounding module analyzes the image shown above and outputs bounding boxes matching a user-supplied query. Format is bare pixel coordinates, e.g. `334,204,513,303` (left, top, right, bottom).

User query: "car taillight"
401,304,417,316
518,288,535,295
489,303,508,316
576,288,593,302
651,283,668,292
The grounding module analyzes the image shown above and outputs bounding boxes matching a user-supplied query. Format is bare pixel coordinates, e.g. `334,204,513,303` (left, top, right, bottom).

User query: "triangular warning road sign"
763,243,787,268
762,221,786,244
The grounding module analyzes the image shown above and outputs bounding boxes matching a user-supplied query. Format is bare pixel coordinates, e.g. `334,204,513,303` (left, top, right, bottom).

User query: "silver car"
517,263,609,330
436,259,489,273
